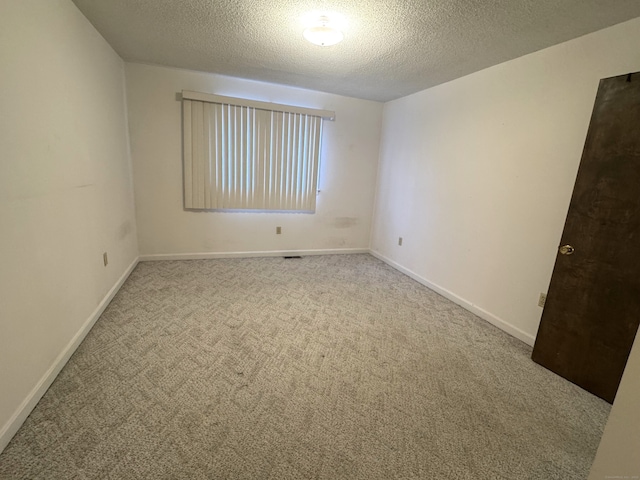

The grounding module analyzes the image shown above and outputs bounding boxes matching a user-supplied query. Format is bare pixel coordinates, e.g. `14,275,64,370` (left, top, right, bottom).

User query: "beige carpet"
0,254,610,479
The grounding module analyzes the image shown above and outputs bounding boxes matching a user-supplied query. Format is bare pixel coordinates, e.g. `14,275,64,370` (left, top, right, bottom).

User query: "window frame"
181,90,335,213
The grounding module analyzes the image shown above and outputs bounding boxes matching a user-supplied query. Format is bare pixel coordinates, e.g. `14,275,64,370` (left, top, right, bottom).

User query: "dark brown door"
532,72,640,404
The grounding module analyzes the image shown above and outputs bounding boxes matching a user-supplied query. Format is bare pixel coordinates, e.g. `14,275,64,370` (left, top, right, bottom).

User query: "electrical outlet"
538,293,546,308
276,226,282,234
398,237,403,246
103,252,108,267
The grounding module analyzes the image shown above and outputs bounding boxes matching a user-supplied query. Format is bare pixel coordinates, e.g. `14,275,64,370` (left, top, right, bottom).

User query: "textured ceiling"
71,0,640,102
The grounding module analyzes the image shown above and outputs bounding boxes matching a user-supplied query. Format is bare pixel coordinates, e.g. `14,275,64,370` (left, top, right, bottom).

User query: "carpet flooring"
0,254,610,479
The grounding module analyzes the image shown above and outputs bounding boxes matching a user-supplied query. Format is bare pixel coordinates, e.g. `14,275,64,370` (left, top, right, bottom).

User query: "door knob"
559,245,575,255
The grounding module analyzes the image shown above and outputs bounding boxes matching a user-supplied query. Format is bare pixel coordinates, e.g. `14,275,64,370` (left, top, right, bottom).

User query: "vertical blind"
182,91,334,212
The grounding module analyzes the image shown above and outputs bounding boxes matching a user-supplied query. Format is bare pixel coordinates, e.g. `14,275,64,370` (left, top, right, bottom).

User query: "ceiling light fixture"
303,15,344,47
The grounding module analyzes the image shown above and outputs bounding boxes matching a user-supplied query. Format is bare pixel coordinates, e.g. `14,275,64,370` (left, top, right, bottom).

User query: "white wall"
0,0,138,450
589,334,640,478
126,63,382,258
371,17,640,345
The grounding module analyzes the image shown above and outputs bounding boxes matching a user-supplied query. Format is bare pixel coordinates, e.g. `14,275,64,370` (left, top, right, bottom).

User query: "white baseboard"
0,256,139,454
139,248,369,261
0,249,533,454
369,250,535,346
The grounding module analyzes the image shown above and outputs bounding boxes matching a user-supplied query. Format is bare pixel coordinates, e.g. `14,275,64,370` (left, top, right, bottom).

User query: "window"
182,90,334,212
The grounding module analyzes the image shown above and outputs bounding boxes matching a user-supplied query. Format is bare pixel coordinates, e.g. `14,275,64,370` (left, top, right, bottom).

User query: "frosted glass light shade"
303,16,343,46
